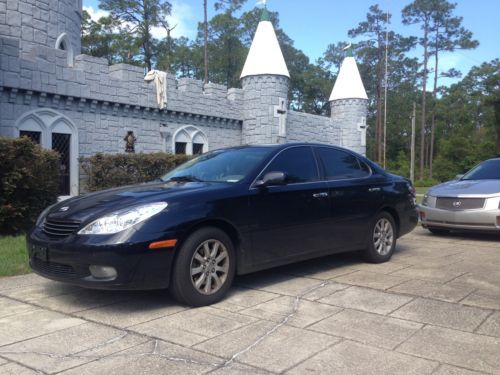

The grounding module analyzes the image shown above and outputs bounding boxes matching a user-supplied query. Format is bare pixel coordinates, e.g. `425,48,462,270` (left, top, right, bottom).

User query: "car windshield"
161,147,274,183
461,159,500,180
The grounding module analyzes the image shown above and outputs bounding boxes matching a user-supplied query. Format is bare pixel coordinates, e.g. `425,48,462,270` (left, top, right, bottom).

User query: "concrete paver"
309,308,423,350
398,325,500,374
477,312,500,338
390,297,491,332
332,269,408,290
0,362,39,374
389,279,475,303
318,285,413,315
0,322,148,373
0,309,85,346
129,307,257,347
286,340,438,375
239,295,342,328
0,227,499,374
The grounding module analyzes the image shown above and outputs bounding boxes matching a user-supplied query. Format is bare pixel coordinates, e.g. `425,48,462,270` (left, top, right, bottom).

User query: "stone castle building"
0,1,368,197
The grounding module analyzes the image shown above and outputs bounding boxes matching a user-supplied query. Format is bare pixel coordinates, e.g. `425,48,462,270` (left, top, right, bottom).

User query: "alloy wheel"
373,218,394,256
190,239,230,295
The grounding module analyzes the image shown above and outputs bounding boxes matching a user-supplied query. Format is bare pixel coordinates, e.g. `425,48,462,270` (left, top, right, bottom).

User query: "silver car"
419,158,500,234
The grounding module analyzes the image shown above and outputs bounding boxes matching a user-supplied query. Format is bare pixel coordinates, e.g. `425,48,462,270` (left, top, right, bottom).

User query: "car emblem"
60,206,70,212
452,201,462,208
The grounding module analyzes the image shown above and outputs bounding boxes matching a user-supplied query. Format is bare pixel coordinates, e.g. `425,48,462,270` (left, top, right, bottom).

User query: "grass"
0,235,31,277
415,187,429,195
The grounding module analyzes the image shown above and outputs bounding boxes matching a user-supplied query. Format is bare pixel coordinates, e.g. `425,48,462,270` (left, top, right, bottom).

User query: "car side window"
261,147,319,184
316,147,370,180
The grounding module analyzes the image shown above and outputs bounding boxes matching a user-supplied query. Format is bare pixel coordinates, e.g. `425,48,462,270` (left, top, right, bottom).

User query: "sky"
83,0,500,86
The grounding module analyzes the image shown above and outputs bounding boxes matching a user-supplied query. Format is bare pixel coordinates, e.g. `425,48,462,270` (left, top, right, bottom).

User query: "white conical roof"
240,16,289,79
329,56,368,101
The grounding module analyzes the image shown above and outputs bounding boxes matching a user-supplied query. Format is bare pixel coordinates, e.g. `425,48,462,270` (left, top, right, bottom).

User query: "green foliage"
387,150,410,178
80,152,190,192
98,0,172,70
0,235,30,277
0,137,60,235
414,178,440,187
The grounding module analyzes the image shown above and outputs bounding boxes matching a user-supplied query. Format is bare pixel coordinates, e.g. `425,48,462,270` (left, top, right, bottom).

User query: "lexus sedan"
29,143,418,306
419,158,500,234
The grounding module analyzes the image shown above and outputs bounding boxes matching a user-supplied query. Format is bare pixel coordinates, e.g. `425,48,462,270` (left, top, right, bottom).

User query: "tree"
402,0,435,180
348,5,390,164
324,7,417,162
81,10,141,65
427,1,478,178
99,0,172,71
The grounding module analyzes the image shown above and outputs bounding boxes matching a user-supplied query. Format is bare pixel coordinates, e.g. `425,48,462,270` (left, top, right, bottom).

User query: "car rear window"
316,147,370,180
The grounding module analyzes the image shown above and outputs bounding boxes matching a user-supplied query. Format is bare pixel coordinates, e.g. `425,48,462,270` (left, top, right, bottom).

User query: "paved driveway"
1,227,500,374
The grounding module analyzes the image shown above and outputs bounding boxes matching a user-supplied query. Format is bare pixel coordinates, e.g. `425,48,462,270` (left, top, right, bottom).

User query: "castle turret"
329,47,368,155
240,8,290,145
1,0,82,58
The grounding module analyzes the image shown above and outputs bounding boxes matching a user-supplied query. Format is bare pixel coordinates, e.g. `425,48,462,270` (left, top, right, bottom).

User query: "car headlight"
422,194,429,206
78,202,168,235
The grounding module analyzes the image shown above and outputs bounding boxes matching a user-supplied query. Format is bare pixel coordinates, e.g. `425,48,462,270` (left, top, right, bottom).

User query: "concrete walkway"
1,227,500,374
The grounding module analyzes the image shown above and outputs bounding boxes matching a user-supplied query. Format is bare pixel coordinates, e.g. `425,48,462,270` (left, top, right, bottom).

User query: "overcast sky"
83,0,500,85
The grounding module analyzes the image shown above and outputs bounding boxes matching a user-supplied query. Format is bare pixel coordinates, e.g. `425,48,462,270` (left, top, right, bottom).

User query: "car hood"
428,179,500,197
46,181,229,223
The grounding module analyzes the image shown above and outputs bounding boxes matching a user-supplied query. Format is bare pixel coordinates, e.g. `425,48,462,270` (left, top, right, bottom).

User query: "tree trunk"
203,0,208,84
429,30,439,179
143,0,152,71
419,22,429,180
375,35,385,164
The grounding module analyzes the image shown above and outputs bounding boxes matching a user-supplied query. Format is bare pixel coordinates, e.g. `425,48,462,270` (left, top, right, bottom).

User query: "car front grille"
31,258,78,278
436,197,485,211
42,219,81,239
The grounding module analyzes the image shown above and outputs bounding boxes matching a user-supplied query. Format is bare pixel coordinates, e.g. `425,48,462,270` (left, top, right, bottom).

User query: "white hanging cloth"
144,70,167,109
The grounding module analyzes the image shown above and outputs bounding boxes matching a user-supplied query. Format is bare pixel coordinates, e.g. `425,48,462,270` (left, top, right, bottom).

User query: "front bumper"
27,227,178,290
418,205,500,231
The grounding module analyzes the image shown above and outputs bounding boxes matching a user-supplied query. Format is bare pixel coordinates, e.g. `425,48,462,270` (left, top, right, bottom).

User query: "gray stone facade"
0,0,368,196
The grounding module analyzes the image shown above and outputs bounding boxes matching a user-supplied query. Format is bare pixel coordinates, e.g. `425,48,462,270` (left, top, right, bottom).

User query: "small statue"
124,131,137,153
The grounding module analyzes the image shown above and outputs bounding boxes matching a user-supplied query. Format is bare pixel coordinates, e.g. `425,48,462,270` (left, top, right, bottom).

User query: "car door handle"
369,187,381,192
313,192,329,198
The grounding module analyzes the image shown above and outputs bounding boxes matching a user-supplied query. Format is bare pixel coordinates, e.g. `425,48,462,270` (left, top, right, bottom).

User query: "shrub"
0,137,60,234
80,152,190,192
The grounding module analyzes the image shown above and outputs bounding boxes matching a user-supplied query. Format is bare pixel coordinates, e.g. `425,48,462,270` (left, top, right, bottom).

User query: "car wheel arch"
376,206,400,237
175,219,242,272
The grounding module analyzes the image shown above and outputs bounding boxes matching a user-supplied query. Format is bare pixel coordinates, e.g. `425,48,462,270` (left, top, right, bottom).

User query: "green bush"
0,137,60,234
80,152,190,192
414,178,440,187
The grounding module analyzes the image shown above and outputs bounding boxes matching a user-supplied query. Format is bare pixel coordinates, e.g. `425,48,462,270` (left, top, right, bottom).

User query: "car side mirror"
455,174,464,180
255,171,286,188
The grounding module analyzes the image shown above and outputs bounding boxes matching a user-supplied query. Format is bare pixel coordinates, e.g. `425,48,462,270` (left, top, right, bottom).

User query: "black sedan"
29,143,418,306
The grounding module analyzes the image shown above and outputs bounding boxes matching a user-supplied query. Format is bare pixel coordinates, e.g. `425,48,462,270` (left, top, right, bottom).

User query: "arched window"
172,126,208,155
55,33,74,66
15,109,79,197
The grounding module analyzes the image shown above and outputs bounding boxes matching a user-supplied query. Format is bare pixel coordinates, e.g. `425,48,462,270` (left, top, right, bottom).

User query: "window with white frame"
172,126,208,155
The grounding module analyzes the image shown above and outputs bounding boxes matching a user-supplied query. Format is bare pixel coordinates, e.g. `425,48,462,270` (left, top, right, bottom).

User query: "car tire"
427,227,450,235
364,212,397,263
169,227,235,307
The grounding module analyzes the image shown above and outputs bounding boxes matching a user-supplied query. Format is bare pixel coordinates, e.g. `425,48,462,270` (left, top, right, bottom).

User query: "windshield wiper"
169,175,203,182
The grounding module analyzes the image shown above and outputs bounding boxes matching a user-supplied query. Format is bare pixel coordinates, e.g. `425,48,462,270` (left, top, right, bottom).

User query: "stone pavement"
1,227,500,374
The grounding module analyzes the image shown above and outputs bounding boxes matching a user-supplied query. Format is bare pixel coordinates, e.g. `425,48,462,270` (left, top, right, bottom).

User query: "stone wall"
0,0,82,56
287,110,339,145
